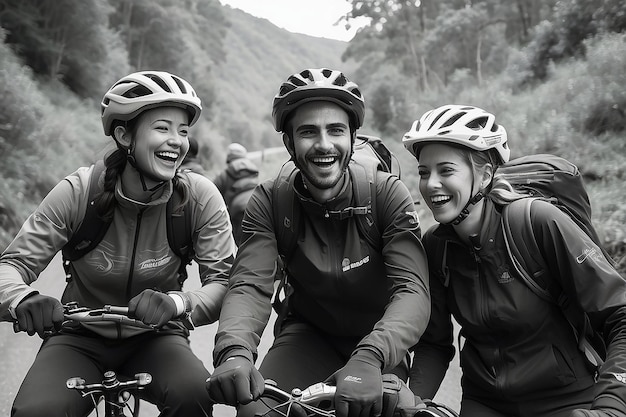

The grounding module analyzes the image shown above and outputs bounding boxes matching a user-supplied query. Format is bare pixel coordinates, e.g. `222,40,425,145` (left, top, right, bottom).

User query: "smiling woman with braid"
0,71,236,417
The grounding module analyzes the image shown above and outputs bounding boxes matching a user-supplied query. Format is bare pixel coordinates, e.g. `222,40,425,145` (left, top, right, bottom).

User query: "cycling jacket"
213,168,431,371
0,164,235,338
411,199,626,412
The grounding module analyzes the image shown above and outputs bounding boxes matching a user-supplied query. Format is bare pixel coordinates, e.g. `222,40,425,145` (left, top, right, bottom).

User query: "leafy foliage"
1,0,625,273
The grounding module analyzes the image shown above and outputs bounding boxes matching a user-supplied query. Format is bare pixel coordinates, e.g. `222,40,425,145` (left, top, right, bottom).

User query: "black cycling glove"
14,294,64,338
327,352,383,417
206,354,265,406
128,289,177,328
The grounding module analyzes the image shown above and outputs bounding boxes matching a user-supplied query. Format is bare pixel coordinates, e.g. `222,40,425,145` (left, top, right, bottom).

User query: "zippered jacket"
411,199,626,412
213,168,431,371
0,164,235,337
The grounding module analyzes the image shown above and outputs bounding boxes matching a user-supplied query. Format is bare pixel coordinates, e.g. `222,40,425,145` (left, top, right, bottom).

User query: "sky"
217,0,369,41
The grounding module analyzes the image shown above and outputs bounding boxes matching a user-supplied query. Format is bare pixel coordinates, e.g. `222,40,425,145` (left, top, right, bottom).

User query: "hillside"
1,1,624,273
202,6,358,159
0,3,356,249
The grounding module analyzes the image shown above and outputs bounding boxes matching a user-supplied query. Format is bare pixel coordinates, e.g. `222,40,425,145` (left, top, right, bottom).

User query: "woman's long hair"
459,147,529,205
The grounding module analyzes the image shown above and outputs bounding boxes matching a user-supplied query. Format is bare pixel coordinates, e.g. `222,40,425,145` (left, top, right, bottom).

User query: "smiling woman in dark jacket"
403,104,626,417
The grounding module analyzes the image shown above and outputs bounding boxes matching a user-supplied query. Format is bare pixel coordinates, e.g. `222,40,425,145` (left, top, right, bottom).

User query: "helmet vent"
123,84,151,98
172,76,188,94
466,117,487,130
429,108,451,129
441,112,465,128
289,76,307,87
145,74,172,93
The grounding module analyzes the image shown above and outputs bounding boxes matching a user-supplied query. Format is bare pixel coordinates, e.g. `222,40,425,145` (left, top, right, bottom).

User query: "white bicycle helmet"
101,71,202,136
272,68,365,133
402,104,510,164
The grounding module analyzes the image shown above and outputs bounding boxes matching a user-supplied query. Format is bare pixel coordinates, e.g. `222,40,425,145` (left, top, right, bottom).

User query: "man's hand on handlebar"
128,288,178,328
14,294,64,338
206,356,265,406
327,353,383,417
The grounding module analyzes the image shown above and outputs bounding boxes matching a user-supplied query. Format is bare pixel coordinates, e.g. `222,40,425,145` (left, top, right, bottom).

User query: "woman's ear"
113,125,132,149
481,164,494,189
282,133,295,160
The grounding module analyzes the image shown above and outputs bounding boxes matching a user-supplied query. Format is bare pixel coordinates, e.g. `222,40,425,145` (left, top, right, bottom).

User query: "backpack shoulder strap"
501,198,553,302
62,160,110,262
272,161,300,263
271,162,300,332
167,178,194,287
348,161,381,250
502,198,605,368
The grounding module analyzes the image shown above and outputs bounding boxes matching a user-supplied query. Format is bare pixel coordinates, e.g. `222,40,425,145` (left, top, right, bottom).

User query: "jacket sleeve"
0,167,91,321
354,174,432,371
185,173,236,326
212,180,277,366
409,228,456,399
531,200,626,413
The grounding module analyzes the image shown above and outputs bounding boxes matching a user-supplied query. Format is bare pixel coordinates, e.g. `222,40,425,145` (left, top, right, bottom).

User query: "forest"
0,0,625,272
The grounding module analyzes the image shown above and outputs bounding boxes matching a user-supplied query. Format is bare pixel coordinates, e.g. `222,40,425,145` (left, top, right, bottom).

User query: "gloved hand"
570,409,626,417
14,294,64,338
128,289,177,328
327,353,383,417
206,356,265,406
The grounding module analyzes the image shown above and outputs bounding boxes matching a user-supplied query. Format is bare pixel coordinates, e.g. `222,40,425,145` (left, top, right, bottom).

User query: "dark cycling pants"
237,318,409,417
11,331,212,417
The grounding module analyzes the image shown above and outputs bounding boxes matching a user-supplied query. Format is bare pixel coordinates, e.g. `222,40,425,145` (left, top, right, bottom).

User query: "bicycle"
230,379,459,417
13,301,168,417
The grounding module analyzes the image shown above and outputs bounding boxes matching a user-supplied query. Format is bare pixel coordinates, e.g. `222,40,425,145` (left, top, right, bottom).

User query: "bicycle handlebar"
262,380,336,405
66,371,152,392
66,370,151,417
258,380,458,417
12,301,170,335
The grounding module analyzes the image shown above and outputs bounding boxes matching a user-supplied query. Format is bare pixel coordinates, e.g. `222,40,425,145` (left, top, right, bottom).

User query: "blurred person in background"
212,142,259,245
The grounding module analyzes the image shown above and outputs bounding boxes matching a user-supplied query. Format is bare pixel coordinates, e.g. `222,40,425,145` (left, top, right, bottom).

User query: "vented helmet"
272,68,365,133
402,104,509,163
101,71,202,136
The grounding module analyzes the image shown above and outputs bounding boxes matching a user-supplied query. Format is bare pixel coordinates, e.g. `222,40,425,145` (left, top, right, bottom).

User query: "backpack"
431,153,611,369
62,160,194,287
271,135,400,326
222,158,259,207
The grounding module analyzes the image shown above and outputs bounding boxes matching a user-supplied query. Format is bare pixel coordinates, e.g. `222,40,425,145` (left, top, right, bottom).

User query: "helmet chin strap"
444,173,486,226
126,147,168,193
447,190,485,226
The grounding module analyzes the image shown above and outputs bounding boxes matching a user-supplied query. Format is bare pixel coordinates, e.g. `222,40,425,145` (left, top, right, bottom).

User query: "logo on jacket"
342,256,370,272
576,244,602,264
498,269,515,284
139,255,172,270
